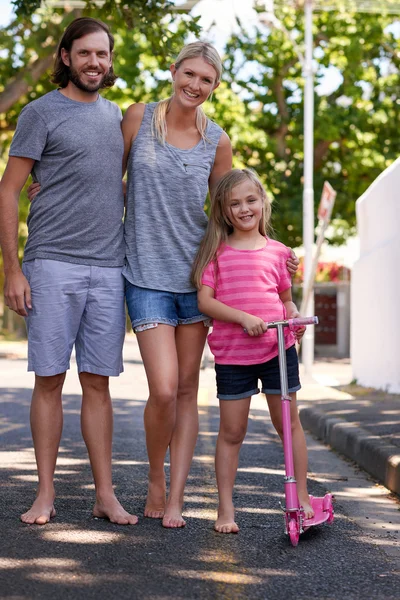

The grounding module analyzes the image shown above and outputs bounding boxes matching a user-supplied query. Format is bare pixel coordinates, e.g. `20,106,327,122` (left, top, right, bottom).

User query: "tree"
0,1,201,127
0,0,202,312
219,3,400,246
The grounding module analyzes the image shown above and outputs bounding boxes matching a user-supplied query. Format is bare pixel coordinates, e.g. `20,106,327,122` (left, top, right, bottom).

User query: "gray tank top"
123,102,223,292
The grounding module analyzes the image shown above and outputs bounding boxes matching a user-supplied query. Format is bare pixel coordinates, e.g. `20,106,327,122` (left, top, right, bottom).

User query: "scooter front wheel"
288,518,299,547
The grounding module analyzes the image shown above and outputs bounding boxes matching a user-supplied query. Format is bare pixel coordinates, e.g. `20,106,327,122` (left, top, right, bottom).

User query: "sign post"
300,181,337,318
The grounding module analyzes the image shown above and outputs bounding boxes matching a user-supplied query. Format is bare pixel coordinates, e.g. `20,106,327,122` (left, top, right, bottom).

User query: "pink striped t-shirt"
201,238,296,365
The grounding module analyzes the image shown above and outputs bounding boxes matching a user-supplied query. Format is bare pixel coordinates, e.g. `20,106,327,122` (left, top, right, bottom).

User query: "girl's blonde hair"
152,41,222,144
191,169,272,289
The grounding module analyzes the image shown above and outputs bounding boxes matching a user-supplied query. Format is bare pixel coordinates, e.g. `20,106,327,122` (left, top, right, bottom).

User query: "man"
0,17,137,525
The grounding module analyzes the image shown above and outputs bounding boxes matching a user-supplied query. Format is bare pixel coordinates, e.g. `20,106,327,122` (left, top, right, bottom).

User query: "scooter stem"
276,323,299,510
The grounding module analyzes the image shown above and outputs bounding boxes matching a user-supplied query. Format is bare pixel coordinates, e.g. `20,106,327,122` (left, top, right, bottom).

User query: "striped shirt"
201,239,296,365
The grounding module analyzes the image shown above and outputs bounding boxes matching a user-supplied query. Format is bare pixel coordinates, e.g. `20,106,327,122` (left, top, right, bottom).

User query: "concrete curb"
299,406,400,496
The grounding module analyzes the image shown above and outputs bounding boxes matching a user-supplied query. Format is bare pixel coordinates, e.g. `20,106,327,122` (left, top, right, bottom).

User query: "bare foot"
299,495,315,520
93,494,138,525
144,474,166,519
162,504,186,529
21,496,56,525
214,511,239,534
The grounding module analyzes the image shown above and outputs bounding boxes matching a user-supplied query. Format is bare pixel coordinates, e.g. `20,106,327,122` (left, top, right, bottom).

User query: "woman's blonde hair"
152,41,222,144
191,169,272,289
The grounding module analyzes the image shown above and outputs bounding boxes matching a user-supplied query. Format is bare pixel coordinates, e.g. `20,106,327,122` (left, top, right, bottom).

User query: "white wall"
351,157,400,392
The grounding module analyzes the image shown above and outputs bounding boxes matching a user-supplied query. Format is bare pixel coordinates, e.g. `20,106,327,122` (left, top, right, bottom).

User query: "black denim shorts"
215,345,301,400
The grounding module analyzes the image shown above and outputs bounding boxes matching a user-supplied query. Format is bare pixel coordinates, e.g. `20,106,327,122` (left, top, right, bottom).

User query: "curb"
299,406,400,496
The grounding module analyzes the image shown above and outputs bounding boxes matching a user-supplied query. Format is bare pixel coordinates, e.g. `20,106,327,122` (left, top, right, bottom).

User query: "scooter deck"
302,495,333,528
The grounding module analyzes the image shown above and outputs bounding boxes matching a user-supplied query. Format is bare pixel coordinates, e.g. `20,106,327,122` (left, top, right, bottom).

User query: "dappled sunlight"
0,419,25,435
355,536,400,547
236,507,280,515
173,569,295,584
183,495,217,505
112,460,148,466
28,571,135,584
184,508,215,520
41,529,124,544
29,571,98,584
238,466,285,476
0,558,80,569
0,450,36,469
197,431,218,437
242,439,268,446
115,400,146,408
339,486,397,501
192,455,214,463
197,549,237,564
11,474,38,482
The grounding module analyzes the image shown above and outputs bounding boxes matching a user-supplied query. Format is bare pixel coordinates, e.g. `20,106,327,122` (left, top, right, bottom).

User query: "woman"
121,42,298,528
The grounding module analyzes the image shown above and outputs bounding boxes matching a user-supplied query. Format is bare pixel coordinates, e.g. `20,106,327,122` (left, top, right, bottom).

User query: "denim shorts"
215,346,301,400
125,281,210,332
22,259,125,377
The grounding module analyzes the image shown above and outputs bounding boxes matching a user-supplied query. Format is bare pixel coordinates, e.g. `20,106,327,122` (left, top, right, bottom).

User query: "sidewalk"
1,338,399,497
297,358,400,497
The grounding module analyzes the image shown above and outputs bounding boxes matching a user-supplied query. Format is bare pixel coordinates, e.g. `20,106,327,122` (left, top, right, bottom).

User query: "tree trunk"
0,53,55,114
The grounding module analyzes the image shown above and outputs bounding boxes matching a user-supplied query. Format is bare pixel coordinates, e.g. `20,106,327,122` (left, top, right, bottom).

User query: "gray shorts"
22,259,125,377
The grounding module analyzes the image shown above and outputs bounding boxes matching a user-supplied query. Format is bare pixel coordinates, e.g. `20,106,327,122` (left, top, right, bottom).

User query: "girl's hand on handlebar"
287,309,306,342
241,314,267,337
27,182,41,202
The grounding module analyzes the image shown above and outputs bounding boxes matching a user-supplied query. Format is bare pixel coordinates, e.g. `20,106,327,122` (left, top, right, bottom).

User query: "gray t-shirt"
10,90,125,267
123,102,223,292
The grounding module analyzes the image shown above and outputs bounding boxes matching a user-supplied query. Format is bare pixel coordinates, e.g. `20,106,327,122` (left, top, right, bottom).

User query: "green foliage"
1,0,400,255
0,1,201,261
218,4,400,246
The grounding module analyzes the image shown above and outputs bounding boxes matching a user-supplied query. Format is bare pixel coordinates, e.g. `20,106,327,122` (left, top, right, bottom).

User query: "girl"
192,168,313,534
121,44,299,528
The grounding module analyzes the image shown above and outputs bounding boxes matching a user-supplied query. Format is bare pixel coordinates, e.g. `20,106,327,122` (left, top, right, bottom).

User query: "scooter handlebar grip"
289,316,318,329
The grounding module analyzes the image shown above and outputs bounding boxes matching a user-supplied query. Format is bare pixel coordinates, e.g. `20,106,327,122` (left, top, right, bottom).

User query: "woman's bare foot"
21,495,56,525
299,494,315,520
162,503,186,528
214,512,239,534
144,474,166,519
93,494,138,525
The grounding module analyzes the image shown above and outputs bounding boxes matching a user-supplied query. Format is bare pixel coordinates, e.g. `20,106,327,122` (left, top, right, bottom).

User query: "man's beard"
68,61,108,93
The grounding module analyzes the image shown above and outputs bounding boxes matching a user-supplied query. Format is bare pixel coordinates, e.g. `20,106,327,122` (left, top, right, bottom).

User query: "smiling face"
226,179,264,234
61,30,112,96
170,57,219,109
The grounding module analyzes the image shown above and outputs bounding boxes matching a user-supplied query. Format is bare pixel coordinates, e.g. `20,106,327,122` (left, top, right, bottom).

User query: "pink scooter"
266,316,334,546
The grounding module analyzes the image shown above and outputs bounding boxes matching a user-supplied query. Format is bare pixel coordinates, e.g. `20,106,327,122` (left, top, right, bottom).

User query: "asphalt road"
0,338,399,599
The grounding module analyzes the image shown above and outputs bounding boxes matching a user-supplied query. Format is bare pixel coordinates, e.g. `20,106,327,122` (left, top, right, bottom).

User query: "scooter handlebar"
288,316,319,329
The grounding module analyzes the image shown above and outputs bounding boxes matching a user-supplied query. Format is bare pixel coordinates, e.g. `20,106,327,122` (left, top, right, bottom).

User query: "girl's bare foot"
93,494,138,525
21,495,56,525
162,504,186,528
214,505,239,534
214,515,239,534
299,494,314,519
144,474,166,519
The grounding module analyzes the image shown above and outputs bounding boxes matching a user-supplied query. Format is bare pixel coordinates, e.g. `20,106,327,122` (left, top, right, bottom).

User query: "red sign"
318,181,337,222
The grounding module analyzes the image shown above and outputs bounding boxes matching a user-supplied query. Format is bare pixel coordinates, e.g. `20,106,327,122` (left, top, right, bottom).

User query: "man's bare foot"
162,504,186,528
21,496,56,525
299,495,315,520
93,494,138,525
144,475,166,519
214,512,239,534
